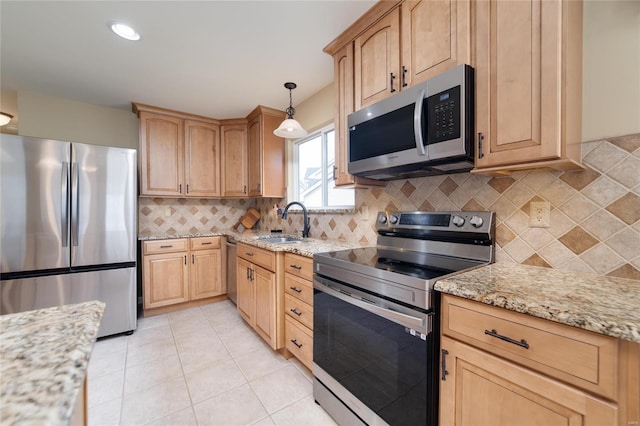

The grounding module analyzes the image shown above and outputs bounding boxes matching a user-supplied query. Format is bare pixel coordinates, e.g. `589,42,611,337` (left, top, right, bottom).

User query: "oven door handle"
316,281,426,332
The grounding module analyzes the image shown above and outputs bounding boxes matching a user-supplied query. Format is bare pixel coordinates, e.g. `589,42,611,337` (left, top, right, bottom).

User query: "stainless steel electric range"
312,210,495,426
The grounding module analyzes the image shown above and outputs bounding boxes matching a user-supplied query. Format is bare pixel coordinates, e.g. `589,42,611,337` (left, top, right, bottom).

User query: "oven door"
313,275,438,426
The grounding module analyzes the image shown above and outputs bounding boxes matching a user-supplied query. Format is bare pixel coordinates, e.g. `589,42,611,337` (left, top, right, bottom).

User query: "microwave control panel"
425,85,461,144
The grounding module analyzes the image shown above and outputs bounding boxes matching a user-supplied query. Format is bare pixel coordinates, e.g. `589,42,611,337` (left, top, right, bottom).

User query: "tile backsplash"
140,133,640,280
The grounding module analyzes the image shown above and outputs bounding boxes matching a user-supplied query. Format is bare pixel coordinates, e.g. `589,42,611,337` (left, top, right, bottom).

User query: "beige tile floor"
87,300,337,426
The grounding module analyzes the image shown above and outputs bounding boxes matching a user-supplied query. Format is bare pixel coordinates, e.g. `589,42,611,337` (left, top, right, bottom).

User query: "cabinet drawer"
285,316,313,370
190,236,220,250
285,293,313,330
237,243,276,271
442,294,618,400
143,239,188,255
284,273,313,306
284,253,313,281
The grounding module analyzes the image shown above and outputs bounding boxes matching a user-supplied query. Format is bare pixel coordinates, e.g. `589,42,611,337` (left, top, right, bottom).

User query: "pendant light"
273,82,307,138
0,112,13,126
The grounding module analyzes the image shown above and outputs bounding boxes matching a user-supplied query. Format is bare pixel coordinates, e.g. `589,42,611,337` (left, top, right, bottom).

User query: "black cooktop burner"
375,258,454,280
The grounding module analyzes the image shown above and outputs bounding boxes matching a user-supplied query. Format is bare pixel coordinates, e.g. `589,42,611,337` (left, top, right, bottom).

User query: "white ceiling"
1,1,375,119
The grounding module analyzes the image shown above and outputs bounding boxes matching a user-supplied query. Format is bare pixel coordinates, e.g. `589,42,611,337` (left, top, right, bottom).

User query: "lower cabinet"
283,253,314,370
142,237,223,312
440,294,639,426
236,243,281,349
440,336,616,425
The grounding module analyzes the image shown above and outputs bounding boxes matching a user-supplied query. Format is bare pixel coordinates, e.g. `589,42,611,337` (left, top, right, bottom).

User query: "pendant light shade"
0,112,13,126
273,82,307,138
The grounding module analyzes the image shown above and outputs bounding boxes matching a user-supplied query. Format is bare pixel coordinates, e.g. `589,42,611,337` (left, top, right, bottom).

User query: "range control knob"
452,215,465,227
389,215,399,224
378,214,388,224
469,215,484,228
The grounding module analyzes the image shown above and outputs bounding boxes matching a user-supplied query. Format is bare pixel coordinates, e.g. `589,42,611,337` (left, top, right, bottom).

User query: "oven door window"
314,288,433,425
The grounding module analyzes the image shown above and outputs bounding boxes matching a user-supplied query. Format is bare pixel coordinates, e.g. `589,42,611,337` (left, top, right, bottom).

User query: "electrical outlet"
529,202,551,228
164,207,172,217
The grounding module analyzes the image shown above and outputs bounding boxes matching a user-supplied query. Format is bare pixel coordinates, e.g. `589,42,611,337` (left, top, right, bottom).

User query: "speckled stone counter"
0,301,105,425
139,230,365,258
435,263,640,343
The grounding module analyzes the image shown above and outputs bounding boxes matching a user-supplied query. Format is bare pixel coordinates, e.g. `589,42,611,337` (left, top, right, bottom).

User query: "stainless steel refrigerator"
0,134,137,337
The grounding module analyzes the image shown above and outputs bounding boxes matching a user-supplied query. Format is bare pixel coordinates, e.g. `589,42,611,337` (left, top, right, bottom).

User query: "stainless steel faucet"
281,201,310,238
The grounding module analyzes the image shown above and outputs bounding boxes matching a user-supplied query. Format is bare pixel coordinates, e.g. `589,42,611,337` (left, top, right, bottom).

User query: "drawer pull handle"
484,329,530,349
201,242,212,245
290,339,303,349
289,286,302,293
245,252,254,257
441,349,449,381
290,308,302,316
289,264,302,270
160,245,173,248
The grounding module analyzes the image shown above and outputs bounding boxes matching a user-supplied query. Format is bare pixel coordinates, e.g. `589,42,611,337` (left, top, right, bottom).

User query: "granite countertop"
0,301,105,425
435,263,640,343
139,230,365,258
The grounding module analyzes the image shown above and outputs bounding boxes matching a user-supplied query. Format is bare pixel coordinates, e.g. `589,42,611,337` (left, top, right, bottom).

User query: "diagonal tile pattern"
88,301,335,426
141,134,640,279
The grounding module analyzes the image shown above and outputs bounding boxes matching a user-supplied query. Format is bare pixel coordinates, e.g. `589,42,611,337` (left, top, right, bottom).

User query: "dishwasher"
225,236,237,304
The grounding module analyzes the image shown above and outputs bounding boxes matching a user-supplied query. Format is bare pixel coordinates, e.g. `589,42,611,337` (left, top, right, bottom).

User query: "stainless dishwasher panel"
225,237,237,304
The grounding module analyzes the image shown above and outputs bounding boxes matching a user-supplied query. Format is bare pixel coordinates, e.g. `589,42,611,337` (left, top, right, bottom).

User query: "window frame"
290,123,354,210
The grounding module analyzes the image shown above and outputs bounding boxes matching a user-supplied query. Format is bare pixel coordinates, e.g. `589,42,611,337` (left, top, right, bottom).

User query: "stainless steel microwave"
348,64,474,180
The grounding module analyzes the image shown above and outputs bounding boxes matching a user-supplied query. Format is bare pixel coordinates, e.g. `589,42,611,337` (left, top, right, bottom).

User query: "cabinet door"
334,43,356,186
440,337,617,426
221,124,248,197
253,264,277,349
401,0,471,87
184,120,221,197
143,252,189,309
190,249,222,300
473,0,581,169
139,112,184,196
236,257,254,325
354,7,400,109
247,115,262,197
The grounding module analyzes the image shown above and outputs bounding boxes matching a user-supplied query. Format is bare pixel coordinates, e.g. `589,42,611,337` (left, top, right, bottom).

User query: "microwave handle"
414,89,427,157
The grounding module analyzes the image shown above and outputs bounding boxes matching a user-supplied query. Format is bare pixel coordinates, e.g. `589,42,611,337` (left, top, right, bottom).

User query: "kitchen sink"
260,236,303,244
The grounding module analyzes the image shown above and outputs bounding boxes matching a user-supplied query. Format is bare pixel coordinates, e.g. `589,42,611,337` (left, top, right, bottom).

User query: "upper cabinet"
325,0,471,185
472,0,583,174
221,120,248,197
134,104,221,197
246,106,286,198
134,103,286,198
325,0,583,177
351,0,471,109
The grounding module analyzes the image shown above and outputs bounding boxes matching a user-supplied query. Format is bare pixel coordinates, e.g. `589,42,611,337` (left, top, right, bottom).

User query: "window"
293,124,354,209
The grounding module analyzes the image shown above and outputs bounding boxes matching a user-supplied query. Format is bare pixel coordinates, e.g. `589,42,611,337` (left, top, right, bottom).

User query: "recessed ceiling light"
110,22,140,41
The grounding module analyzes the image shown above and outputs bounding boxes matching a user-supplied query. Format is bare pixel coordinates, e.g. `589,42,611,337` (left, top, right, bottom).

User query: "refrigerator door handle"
71,162,79,247
61,162,70,247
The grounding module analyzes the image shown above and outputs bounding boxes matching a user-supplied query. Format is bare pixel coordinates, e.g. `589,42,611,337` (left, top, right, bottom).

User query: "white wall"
582,0,640,141
17,92,138,149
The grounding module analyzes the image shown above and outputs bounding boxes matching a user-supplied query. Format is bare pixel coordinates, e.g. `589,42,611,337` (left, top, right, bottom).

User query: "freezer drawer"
0,267,137,338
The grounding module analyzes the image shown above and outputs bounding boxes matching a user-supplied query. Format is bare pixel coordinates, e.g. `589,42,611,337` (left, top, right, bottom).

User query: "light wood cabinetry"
283,253,314,370
440,294,640,426
246,106,286,198
133,104,221,198
236,243,283,349
354,7,400,110
143,239,189,309
221,121,249,197
472,0,583,174
142,237,223,312
325,0,469,186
